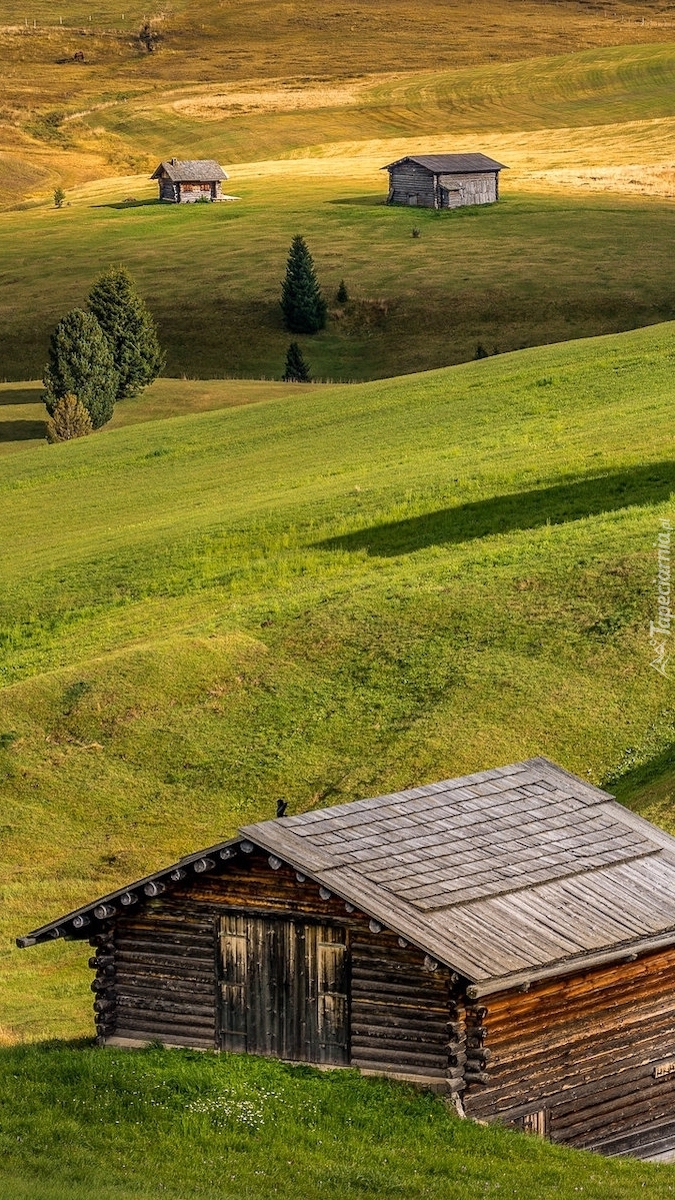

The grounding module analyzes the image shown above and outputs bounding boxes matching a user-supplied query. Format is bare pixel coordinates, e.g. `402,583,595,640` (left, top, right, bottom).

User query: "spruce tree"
43,309,118,429
282,341,311,383
280,235,327,334
336,279,349,304
89,265,165,399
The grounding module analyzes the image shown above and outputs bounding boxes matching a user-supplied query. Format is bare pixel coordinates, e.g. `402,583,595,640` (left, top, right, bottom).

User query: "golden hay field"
2,0,675,203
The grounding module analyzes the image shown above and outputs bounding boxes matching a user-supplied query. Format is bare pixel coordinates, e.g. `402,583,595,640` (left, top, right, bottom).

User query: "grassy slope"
3,43,675,383
1,168,675,385
0,378,325,453
2,1045,675,1200
2,320,674,1044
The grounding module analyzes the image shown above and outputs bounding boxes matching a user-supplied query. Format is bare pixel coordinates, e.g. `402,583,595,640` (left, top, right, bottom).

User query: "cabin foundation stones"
19,756,675,1158
383,153,508,209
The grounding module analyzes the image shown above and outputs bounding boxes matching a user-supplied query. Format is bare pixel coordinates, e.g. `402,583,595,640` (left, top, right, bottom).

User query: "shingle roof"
151,159,229,182
18,758,675,996
383,153,508,174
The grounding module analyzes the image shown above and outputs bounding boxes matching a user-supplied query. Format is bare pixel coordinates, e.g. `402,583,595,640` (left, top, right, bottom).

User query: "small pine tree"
54,186,65,209
280,235,327,334
282,341,311,383
89,265,165,399
45,392,93,442
336,279,349,304
43,309,118,429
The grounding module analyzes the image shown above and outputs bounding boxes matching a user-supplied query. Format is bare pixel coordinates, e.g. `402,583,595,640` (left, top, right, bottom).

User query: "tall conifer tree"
282,341,311,382
43,309,118,429
280,236,327,334
89,265,165,399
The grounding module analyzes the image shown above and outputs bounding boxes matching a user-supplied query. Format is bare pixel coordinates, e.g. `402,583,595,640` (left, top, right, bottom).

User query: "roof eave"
467,928,675,999
16,836,242,948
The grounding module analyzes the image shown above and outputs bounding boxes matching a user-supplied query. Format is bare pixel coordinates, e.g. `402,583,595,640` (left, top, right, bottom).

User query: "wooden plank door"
317,925,349,1064
219,915,349,1065
219,913,248,1052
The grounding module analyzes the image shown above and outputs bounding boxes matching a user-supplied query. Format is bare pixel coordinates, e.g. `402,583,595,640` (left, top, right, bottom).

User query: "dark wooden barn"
383,153,507,208
151,159,229,203
19,757,675,1159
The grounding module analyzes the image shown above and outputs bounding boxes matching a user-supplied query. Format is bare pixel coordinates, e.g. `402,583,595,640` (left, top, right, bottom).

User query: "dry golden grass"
2,0,675,202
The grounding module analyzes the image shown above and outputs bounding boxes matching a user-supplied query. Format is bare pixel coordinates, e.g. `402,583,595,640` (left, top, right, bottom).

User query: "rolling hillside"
3,41,675,382
2,320,674,1045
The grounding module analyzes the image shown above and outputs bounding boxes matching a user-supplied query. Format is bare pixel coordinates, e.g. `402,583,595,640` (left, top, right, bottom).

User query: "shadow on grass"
95,199,161,210
316,462,675,556
607,743,675,809
0,387,43,407
0,419,45,442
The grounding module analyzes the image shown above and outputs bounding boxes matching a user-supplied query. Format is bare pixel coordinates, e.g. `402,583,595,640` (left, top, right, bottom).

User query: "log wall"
97,850,453,1083
388,165,498,208
463,948,675,1156
388,163,436,207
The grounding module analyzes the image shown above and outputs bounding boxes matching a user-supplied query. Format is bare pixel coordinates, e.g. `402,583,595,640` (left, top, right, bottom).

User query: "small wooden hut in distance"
18,757,675,1159
151,159,229,203
383,153,507,208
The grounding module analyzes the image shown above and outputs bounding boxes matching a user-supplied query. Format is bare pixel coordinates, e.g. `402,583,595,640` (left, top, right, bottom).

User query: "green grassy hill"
2,319,674,1045
1,322,675,1195
2,1043,675,1200
3,39,675,382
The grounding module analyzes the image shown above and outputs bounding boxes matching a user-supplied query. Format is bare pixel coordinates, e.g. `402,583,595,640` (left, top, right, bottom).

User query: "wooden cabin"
18,757,675,1159
151,159,229,203
383,153,507,208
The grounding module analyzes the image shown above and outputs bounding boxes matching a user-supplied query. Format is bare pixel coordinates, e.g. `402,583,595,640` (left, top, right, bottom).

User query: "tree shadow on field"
0,418,46,442
316,462,675,557
0,386,43,407
607,743,675,810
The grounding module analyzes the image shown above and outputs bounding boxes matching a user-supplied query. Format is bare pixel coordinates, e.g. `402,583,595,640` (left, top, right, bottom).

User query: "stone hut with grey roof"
18,757,675,1158
151,159,229,203
383,153,507,208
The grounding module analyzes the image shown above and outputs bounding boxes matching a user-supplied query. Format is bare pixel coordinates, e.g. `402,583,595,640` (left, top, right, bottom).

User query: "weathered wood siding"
350,928,453,1083
178,182,213,203
159,177,177,202
95,851,452,1082
388,163,436,207
388,165,498,208
463,948,675,1156
438,171,497,206
93,910,218,1049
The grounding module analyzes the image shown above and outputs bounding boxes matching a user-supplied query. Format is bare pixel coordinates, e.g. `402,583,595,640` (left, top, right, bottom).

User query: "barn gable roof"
383,153,508,174
18,758,675,996
151,159,229,182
